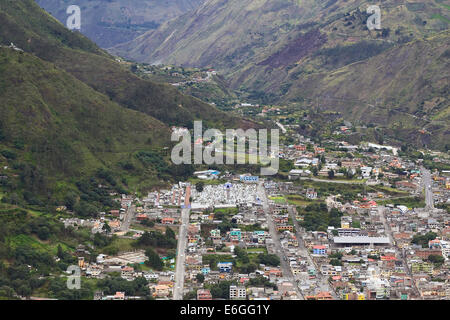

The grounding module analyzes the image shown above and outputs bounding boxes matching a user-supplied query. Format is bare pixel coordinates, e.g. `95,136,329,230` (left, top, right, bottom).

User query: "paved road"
287,206,338,299
378,206,422,299
257,181,303,299
173,208,190,300
421,167,434,209
299,177,365,184
378,206,394,246
120,205,135,232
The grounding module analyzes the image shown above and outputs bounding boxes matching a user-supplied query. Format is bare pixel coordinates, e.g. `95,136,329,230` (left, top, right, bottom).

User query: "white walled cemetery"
190,183,260,209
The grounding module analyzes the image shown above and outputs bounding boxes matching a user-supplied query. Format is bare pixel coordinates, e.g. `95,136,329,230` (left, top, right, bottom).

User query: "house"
229,285,246,299
276,225,294,232
312,245,327,255
201,265,211,275
154,284,171,298
210,229,221,239
121,266,134,279
288,169,310,180
294,145,306,151
109,210,120,217
229,229,242,241
264,268,282,278
197,289,212,300
136,214,148,221
162,217,176,225
306,188,317,199
306,291,333,300
411,262,433,274
112,291,125,300
217,262,233,273
361,166,372,178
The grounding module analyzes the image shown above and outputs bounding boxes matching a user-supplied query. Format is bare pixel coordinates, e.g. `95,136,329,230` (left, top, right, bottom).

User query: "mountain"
1,0,242,128
35,0,205,48
113,0,449,85
0,0,247,205
112,0,449,149
284,31,450,150
111,0,313,67
0,45,169,183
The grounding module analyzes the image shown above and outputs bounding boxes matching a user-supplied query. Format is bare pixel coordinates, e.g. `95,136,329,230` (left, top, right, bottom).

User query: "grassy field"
7,233,75,255
269,196,287,204
188,177,227,186
378,196,426,209
214,207,239,215
286,195,317,206
102,237,137,254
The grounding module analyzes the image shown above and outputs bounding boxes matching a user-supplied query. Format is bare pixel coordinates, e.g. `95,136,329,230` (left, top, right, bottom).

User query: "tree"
165,227,175,240
258,254,280,267
57,245,64,259
37,226,50,240
102,222,111,234
234,246,250,264
64,192,78,211
17,284,32,297
195,181,205,193
328,170,335,179
330,259,342,266
141,219,155,227
411,232,437,248
428,254,444,266
196,273,205,283
145,248,164,271
184,290,197,300
74,201,98,217
320,155,326,164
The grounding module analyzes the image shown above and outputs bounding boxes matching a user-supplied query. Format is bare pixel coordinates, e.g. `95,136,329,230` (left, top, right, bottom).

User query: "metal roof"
333,236,390,244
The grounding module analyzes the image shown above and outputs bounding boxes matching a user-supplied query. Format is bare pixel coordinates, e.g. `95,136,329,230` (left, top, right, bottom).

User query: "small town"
56,125,450,301
1,1,448,311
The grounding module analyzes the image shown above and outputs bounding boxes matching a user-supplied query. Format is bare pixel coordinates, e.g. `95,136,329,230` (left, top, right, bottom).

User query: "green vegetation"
112,0,450,149
97,276,152,299
257,253,280,267
427,254,445,266
137,230,177,249
145,248,164,271
0,205,96,298
202,254,234,271
378,196,425,209
299,203,342,232
0,0,246,215
411,232,437,248
204,281,235,299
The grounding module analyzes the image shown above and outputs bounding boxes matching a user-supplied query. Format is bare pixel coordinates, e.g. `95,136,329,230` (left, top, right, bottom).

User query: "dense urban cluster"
55,126,450,300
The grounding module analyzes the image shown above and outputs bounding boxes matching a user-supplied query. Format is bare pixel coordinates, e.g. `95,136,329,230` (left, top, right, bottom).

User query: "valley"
0,0,448,304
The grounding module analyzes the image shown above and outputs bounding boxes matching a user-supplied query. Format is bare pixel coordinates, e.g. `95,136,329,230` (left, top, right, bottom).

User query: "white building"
229,285,247,299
